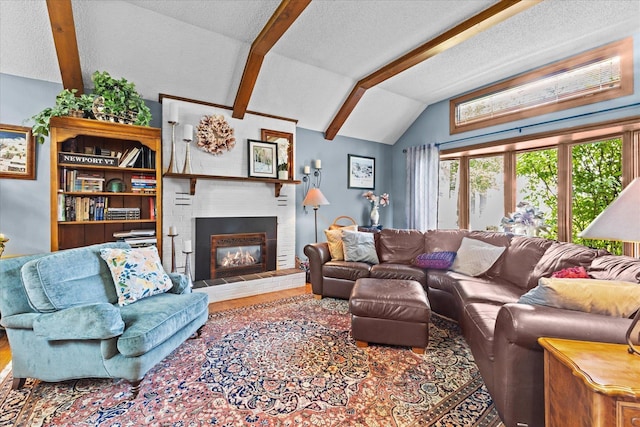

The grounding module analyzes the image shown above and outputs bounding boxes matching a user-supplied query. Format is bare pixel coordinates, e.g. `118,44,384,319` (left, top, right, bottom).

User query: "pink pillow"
551,266,589,279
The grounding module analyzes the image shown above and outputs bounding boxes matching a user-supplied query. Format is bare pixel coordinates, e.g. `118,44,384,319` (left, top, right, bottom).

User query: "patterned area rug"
0,295,504,426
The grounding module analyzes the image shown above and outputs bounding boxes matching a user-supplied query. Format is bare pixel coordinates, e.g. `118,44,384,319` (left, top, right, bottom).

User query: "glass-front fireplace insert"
210,232,267,279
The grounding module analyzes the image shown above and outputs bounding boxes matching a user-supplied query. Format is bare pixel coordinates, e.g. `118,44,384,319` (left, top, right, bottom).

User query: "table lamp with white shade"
578,177,640,355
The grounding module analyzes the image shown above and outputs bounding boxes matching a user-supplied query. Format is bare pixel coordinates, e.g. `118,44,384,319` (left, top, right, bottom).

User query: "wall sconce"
302,159,322,195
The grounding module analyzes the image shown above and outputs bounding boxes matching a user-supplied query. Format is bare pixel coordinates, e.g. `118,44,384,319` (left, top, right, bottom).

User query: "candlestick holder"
182,138,192,174
168,232,178,273
167,120,178,173
182,249,193,286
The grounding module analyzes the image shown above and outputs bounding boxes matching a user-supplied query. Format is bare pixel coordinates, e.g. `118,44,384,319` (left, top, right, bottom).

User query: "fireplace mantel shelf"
163,172,301,197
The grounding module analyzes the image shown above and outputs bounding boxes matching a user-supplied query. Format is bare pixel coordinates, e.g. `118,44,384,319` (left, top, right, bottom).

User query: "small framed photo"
348,154,375,189
0,124,36,180
248,139,278,179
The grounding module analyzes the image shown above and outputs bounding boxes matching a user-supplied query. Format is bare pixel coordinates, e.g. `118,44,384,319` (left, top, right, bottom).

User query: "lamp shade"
303,188,330,207
579,177,640,242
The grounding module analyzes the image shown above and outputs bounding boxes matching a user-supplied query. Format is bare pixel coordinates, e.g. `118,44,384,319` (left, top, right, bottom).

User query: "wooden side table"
539,337,640,427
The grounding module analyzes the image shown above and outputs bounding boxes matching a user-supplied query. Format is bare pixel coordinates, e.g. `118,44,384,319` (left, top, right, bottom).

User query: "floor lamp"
303,188,330,242
579,177,640,355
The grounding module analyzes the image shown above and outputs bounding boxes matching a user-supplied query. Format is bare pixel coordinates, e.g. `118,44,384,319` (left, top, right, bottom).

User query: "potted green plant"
31,89,94,144
91,71,151,126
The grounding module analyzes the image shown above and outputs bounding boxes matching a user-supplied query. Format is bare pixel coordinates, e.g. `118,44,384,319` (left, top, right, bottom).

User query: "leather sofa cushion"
499,236,554,289
323,261,371,281
532,241,608,284
426,270,459,294
370,263,427,287
588,255,640,283
377,228,425,264
20,242,128,312
117,291,208,357
424,229,469,252
454,276,523,306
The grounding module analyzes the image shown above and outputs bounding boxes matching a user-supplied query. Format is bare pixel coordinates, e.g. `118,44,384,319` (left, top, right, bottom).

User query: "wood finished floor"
0,284,312,373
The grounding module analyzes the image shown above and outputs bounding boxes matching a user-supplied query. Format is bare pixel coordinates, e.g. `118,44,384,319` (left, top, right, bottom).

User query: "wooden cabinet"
49,116,162,251
539,337,640,427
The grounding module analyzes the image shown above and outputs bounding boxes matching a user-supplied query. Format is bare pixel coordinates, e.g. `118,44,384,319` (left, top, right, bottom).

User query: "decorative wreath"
196,114,236,155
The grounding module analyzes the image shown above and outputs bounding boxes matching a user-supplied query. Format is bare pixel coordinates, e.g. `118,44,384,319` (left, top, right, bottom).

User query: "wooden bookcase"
49,116,162,251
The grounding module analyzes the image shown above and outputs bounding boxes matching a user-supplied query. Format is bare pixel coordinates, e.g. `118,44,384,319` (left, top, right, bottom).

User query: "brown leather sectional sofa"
304,228,640,427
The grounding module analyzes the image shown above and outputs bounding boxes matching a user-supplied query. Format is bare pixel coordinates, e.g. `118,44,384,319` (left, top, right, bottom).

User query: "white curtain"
405,144,439,231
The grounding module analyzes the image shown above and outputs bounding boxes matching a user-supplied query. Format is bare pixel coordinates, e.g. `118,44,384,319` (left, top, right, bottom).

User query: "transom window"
450,38,633,134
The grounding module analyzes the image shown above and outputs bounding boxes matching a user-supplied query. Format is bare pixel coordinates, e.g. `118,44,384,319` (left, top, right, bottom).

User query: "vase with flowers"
363,191,390,226
500,201,548,236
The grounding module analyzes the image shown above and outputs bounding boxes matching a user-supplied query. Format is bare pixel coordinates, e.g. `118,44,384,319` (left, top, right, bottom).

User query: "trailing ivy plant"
31,89,94,144
31,71,152,144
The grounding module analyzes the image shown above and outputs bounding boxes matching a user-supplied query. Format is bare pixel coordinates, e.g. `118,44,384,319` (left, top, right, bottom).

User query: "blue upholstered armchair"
0,242,208,396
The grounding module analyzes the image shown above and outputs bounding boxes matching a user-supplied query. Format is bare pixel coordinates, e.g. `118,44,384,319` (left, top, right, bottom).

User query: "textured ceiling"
1,0,639,144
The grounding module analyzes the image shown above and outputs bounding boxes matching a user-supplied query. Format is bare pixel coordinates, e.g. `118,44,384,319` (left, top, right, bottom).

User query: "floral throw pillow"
412,252,457,270
100,246,173,306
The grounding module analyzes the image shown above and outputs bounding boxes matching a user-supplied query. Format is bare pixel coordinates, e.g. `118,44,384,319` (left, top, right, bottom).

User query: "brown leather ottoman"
349,278,431,354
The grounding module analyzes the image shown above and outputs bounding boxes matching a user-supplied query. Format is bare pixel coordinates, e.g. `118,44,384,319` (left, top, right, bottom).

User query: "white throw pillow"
451,237,506,277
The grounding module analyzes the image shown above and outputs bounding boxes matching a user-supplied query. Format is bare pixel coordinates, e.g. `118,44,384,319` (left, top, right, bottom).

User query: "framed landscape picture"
248,139,277,179
348,154,375,189
0,124,35,180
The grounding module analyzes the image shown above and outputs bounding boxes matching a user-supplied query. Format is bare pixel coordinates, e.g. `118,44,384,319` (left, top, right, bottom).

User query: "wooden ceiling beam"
46,0,84,93
324,0,542,140
233,0,311,119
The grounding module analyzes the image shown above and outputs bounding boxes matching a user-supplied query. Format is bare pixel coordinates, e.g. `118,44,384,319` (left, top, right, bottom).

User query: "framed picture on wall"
0,124,35,180
348,154,375,189
248,139,278,179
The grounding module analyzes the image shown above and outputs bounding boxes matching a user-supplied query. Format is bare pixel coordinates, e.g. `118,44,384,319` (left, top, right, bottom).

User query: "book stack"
114,229,157,247
105,207,140,220
58,195,108,221
60,169,105,192
131,174,156,193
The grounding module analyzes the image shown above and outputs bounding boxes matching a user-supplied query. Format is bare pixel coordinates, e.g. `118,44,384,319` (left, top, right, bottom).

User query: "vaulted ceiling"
1,0,638,145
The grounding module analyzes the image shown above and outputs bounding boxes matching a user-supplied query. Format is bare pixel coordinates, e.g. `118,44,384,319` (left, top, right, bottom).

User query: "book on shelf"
118,147,140,167
113,229,156,238
123,236,157,248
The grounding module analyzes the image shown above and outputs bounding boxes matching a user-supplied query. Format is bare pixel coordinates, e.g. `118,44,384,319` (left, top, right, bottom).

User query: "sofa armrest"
167,272,192,295
495,302,631,351
32,303,125,341
0,312,39,329
304,243,331,296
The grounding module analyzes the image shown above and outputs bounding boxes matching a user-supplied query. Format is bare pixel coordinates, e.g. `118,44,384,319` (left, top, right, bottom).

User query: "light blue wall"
391,34,640,229
294,127,393,258
0,74,60,256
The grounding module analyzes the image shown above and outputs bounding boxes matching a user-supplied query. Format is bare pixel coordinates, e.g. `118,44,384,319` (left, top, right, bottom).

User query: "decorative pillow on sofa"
413,252,457,270
450,237,506,277
552,266,589,278
100,246,173,306
518,277,640,318
341,230,379,264
324,225,358,261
